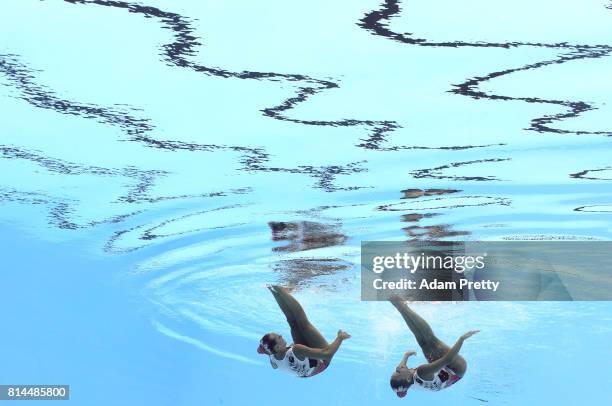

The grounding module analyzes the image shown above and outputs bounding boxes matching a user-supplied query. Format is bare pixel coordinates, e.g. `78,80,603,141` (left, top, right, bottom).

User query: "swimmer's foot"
267,284,283,294
337,330,351,340
389,294,405,307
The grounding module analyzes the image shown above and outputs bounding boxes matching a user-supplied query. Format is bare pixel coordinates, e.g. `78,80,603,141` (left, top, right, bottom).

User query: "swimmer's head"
390,369,414,398
257,333,286,355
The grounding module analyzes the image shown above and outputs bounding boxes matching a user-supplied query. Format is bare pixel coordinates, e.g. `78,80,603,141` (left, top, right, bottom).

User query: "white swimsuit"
413,366,461,391
269,347,318,378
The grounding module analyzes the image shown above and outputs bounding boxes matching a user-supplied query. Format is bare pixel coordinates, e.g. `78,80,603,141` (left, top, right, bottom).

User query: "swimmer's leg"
268,286,308,345
391,298,467,376
425,340,467,377
269,285,328,349
390,297,437,351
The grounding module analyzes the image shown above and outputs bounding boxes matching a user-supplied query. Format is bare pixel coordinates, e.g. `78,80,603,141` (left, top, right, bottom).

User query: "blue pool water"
1,0,612,404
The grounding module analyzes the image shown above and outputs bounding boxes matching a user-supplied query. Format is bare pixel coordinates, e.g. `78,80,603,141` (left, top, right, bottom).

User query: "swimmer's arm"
397,351,416,370
417,330,479,379
293,330,351,361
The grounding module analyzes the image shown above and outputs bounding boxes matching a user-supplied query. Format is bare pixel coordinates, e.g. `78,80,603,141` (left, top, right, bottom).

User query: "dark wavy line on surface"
0,53,153,135
454,49,612,136
359,0,609,49
0,187,143,230
371,142,506,152
299,162,368,192
140,204,249,241
0,54,256,155
0,144,259,231
570,167,612,180
61,0,403,150
0,144,254,205
0,54,368,192
246,160,370,192
0,144,166,203
0,188,56,206
5,184,249,230
103,215,249,254
1,145,126,176
574,204,612,213
0,52,274,163
288,203,366,219
104,226,142,253
410,158,511,181
359,0,612,136
125,187,253,204
377,195,511,211
49,202,144,230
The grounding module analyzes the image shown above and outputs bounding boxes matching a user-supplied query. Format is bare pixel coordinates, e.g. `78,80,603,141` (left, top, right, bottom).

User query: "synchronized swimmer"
257,285,351,378
257,286,479,398
388,295,479,396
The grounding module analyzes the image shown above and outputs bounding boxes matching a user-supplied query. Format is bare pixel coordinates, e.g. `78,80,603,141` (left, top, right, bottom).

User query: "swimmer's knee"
452,358,467,377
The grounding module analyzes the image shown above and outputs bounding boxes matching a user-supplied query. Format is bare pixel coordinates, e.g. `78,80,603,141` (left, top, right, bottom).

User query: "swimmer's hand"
293,331,350,361
461,330,480,341
337,330,351,340
397,351,416,371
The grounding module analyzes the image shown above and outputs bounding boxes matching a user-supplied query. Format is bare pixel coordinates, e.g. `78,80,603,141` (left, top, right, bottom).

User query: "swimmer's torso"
269,346,319,378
